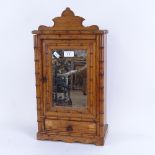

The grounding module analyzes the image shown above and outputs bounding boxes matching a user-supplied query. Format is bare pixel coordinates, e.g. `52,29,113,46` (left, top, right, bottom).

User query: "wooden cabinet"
32,7,108,145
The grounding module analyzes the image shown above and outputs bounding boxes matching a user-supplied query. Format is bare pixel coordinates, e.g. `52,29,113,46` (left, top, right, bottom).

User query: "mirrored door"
51,49,87,108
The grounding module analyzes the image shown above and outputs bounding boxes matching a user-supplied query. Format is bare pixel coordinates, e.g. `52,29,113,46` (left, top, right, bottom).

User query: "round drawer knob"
66,125,73,132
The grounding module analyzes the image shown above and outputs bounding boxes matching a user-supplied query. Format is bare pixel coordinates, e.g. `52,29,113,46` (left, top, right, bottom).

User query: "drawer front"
45,119,96,136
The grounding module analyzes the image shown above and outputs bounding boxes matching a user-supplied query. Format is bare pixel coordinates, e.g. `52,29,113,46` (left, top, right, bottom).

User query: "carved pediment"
37,7,99,31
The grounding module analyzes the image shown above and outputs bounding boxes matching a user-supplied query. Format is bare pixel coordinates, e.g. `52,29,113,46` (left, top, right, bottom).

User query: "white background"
0,0,155,154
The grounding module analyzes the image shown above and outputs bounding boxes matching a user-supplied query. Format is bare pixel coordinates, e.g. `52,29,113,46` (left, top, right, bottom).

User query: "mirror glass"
51,49,87,108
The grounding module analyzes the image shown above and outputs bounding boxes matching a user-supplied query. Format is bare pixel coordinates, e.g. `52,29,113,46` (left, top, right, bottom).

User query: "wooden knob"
66,125,73,132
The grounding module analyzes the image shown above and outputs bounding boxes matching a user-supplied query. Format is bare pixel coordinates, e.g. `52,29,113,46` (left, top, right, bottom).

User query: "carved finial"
62,7,75,17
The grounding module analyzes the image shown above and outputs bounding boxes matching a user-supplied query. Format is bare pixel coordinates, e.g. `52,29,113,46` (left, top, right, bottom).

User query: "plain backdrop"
0,0,155,155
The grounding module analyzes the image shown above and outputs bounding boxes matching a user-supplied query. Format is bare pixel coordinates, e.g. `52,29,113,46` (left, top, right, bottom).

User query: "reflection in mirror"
51,50,87,108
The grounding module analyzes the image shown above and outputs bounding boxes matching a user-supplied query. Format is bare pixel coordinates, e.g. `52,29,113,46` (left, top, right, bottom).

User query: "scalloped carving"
38,7,99,31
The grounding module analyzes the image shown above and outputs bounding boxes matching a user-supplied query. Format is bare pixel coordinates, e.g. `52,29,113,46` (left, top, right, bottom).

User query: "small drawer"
45,119,96,135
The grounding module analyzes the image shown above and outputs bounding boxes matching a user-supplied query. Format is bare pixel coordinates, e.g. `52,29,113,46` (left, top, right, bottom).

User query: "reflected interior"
51,50,87,108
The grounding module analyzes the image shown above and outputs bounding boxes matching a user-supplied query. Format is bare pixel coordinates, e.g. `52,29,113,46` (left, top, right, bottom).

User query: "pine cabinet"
32,7,108,145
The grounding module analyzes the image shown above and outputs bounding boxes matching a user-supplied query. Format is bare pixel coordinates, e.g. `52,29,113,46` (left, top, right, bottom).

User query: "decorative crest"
37,7,99,31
